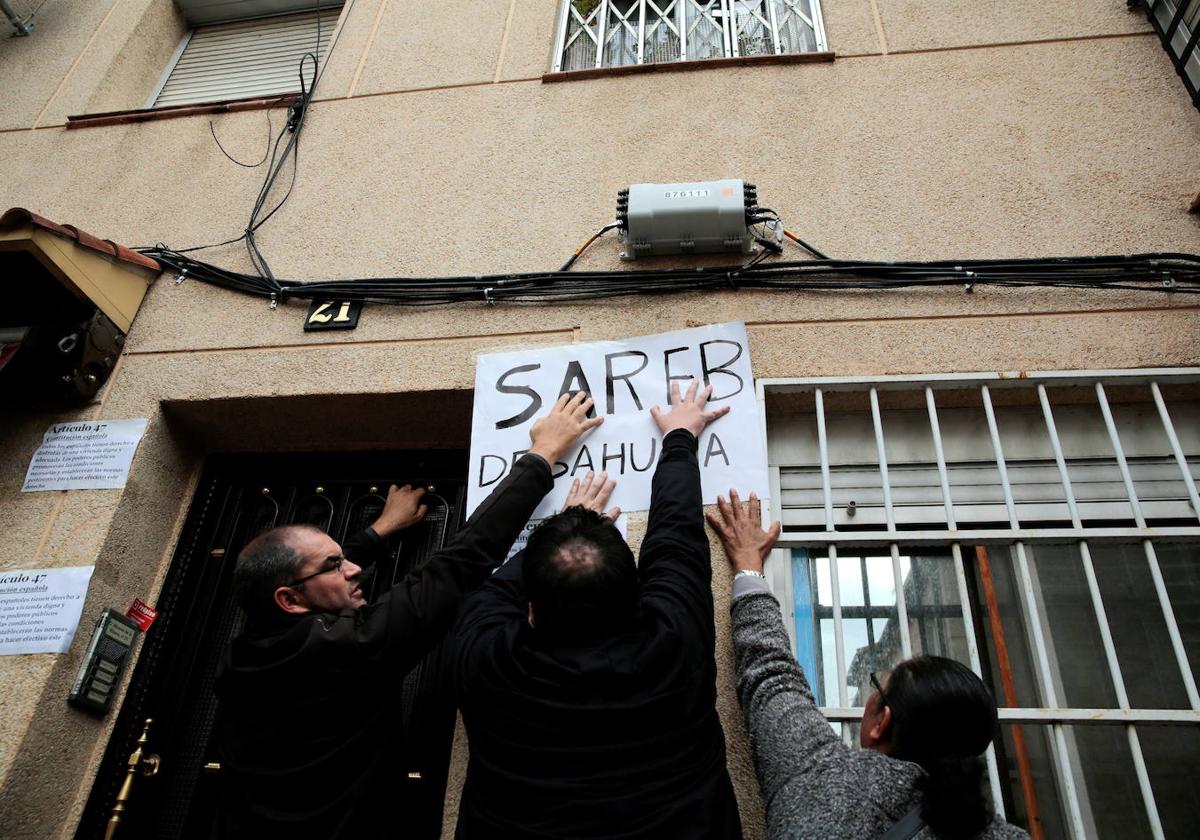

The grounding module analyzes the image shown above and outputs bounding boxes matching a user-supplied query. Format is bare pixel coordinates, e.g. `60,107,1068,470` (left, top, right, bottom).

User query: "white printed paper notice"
0,566,95,655
22,419,149,492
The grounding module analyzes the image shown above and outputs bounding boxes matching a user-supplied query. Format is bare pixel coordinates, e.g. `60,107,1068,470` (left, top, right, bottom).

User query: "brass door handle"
203,762,221,774
104,719,161,840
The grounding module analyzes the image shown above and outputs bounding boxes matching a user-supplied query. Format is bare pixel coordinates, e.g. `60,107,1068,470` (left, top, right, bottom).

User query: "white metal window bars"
552,0,827,73
756,368,1200,840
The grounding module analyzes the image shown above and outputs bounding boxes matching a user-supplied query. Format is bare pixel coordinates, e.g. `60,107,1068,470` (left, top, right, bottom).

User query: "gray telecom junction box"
617,179,757,259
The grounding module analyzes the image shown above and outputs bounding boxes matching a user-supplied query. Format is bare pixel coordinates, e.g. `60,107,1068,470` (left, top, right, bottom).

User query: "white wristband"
734,569,766,580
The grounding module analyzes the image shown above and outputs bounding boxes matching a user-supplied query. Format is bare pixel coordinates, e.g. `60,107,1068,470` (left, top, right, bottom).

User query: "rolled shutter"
154,8,340,108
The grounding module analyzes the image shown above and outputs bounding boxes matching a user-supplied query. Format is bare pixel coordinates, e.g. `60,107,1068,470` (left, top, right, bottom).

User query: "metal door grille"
552,0,827,72
758,368,1200,839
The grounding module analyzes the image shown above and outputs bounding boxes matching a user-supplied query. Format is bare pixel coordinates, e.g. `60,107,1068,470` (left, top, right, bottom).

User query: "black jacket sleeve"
637,429,715,647
342,527,385,570
351,454,552,672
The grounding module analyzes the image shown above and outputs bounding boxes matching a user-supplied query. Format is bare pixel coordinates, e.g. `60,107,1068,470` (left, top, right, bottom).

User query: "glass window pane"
1139,724,1200,839
1026,543,1121,709
797,549,969,709
643,0,681,63
994,722,1062,838
1073,726,1153,839
1090,543,1196,709
563,1,602,71
1155,542,1200,681
603,0,640,66
971,546,1047,708
995,724,1155,839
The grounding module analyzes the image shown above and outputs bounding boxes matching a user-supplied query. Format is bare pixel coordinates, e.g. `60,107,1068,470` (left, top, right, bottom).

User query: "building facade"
1,1,1198,838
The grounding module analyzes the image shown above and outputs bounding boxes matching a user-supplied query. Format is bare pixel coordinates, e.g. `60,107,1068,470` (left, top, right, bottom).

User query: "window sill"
542,50,835,84
66,94,299,130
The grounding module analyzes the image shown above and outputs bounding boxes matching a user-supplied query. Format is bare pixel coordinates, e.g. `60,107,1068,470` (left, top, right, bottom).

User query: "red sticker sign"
126,599,158,632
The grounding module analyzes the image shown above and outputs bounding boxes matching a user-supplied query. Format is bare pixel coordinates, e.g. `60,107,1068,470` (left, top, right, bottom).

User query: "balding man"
213,392,603,840
453,381,743,839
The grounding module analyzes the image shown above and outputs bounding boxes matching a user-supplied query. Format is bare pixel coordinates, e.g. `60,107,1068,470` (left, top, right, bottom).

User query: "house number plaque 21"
304,300,362,332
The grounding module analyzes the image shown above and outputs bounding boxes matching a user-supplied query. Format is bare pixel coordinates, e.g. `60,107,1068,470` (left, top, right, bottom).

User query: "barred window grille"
553,0,827,72
760,369,1200,839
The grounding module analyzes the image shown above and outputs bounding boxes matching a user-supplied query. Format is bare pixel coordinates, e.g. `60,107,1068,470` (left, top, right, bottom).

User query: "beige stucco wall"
0,0,1197,837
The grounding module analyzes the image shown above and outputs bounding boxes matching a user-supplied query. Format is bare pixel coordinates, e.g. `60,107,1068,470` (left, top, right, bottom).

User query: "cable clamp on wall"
963,270,976,294
269,293,278,310
174,268,189,286
483,287,495,306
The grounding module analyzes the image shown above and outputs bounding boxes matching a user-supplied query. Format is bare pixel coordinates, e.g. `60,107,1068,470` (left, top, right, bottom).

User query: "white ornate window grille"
552,0,827,72
759,369,1200,839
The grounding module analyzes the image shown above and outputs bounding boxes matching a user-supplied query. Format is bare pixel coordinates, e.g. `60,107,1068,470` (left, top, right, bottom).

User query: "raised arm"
342,484,429,569
372,392,603,663
710,492,852,824
636,380,730,599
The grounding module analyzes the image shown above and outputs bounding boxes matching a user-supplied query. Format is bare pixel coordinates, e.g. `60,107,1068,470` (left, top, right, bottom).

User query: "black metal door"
75,449,469,840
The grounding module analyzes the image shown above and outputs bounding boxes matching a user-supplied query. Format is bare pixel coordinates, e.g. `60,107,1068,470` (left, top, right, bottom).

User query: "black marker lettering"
703,433,730,467
699,340,744,400
605,351,648,414
663,346,693,403
495,364,543,430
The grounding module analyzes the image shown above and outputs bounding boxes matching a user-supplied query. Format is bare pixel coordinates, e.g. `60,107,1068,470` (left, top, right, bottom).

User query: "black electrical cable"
140,0,336,265
559,222,623,271
139,247,1200,308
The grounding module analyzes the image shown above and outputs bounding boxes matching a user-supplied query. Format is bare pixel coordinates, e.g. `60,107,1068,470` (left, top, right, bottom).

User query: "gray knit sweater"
731,585,1030,840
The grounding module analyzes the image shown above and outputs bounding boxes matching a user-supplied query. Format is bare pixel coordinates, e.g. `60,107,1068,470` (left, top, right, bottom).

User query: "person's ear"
527,602,536,629
274,585,310,615
867,704,893,747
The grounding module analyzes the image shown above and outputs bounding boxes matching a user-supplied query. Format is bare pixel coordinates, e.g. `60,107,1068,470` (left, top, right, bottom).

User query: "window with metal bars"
760,369,1200,840
1131,0,1200,108
146,7,341,109
552,0,827,72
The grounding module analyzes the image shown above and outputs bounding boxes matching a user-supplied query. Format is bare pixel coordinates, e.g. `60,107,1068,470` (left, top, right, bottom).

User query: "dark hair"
523,507,639,638
232,525,317,619
885,656,998,839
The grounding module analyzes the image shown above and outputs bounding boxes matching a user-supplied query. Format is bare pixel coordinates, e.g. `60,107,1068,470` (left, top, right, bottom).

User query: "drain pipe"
1,0,34,36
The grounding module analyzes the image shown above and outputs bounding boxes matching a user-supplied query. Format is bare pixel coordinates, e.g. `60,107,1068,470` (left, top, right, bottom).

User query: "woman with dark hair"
707,491,1030,840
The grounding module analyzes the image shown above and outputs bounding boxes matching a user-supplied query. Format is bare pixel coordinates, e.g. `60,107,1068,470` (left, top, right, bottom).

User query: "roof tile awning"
0,207,160,333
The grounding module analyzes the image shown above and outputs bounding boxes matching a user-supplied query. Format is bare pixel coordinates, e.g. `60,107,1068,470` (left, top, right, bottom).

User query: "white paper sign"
22,419,149,492
0,566,95,655
468,322,768,520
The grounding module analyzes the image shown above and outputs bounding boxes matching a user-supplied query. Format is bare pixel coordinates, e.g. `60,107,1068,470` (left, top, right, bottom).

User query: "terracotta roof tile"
0,207,160,272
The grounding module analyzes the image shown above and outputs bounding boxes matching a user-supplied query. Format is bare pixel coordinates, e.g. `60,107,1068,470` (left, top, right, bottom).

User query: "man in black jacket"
213,392,602,840
454,380,743,839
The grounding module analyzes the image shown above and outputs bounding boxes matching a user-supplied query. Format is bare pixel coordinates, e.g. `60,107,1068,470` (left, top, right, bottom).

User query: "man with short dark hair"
213,392,603,840
454,380,743,839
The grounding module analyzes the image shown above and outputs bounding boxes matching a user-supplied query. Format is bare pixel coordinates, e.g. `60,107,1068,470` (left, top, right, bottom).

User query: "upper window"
147,7,341,109
552,0,827,73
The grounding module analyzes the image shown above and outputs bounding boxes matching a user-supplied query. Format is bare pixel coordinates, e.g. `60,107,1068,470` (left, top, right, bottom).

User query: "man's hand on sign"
370,484,428,539
705,489,781,575
529,391,604,465
564,470,620,522
650,380,731,439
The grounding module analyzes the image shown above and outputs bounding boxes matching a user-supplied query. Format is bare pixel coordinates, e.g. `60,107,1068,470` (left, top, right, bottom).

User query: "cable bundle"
141,247,1200,307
